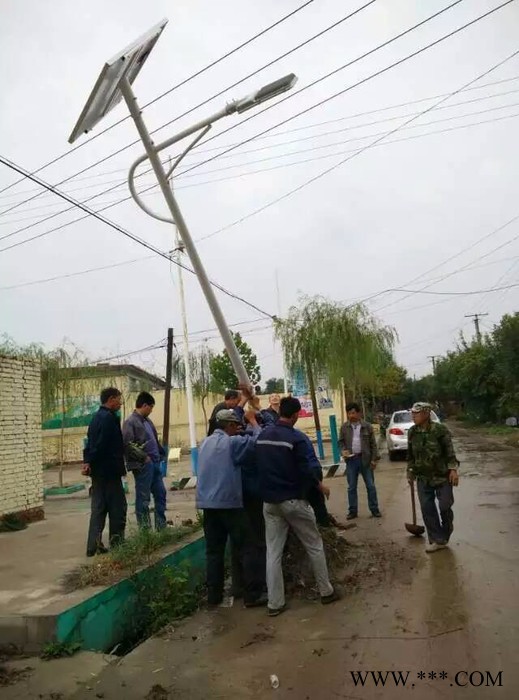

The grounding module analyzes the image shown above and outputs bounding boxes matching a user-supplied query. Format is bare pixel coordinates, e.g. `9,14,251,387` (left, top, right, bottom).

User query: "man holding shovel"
407,402,459,553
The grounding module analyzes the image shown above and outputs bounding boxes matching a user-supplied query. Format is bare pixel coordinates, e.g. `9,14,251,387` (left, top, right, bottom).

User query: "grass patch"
62,522,202,591
482,425,518,436
114,560,204,655
41,641,81,660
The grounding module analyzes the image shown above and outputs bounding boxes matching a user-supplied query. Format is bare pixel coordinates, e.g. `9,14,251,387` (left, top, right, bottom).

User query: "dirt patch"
240,630,275,649
0,663,33,687
145,684,170,700
283,527,414,598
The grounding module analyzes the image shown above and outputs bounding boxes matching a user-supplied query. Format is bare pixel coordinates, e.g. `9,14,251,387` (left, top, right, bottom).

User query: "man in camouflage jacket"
407,402,459,553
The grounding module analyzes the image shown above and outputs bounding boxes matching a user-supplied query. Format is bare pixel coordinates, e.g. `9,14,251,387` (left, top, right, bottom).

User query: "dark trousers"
231,496,267,602
133,461,167,530
203,508,246,604
307,468,331,526
86,477,127,554
346,455,379,515
417,480,454,544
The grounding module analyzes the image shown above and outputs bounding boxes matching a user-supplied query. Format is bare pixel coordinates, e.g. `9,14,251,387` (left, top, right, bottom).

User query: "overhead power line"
0,0,485,248
4,71,518,205
0,0,315,196
0,0,514,302
0,154,274,319
382,283,519,296
194,4,519,243
4,88,519,224
0,1,374,218
123,0,471,216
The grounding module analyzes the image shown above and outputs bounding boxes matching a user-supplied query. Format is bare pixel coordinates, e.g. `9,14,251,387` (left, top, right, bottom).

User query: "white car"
386,409,439,461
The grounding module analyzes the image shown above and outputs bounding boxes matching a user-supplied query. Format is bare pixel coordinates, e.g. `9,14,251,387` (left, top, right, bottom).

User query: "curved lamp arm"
127,124,212,223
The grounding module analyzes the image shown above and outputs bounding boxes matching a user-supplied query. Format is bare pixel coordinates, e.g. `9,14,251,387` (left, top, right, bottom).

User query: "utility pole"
163,328,174,448
465,313,488,343
428,355,439,373
275,269,289,395
174,232,199,475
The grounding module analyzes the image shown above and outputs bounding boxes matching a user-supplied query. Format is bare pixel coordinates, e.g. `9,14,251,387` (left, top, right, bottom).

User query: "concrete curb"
169,465,345,491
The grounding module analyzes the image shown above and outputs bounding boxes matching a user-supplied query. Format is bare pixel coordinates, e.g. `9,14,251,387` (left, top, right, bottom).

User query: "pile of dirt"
283,527,412,598
283,527,352,597
0,663,32,687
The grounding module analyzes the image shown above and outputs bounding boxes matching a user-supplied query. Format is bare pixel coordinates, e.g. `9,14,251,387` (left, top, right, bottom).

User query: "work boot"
268,604,287,617
346,513,357,521
321,587,342,605
86,543,108,557
244,593,269,608
425,542,448,553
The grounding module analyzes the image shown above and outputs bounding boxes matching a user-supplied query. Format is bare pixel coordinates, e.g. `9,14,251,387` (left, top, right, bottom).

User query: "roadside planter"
55,535,205,653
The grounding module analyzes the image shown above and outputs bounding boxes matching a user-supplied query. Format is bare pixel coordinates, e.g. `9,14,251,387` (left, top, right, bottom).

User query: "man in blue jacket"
122,391,167,531
255,397,340,616
83,387,127,556
197,403,264,607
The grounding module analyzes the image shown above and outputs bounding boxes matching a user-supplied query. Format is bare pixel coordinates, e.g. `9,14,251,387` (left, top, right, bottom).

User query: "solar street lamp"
69,19,297,385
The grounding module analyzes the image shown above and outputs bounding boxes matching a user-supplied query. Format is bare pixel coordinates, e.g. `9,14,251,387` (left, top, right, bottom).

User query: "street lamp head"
233,73,298,114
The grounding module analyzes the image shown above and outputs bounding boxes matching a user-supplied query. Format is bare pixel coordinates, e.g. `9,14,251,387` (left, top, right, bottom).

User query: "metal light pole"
68,19,297,389
121,73,297,386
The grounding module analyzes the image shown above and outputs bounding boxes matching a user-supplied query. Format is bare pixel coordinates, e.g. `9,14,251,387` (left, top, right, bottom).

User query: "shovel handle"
410,479,417,525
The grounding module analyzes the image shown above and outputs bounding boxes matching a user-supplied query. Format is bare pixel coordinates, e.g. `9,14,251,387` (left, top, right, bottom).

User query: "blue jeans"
133,461,167,530
346,455,380,515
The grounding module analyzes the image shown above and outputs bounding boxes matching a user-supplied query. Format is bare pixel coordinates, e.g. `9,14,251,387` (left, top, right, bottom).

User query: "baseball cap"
215,409,242,424
411,402,432,414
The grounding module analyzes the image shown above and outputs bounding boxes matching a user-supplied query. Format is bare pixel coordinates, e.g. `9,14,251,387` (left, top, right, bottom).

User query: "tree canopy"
274,295,397,403
403,312,519,422
208,332,261,393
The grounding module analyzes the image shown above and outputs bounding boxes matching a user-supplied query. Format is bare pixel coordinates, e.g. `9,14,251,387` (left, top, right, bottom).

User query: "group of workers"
197,387,341,615
82,385,460,613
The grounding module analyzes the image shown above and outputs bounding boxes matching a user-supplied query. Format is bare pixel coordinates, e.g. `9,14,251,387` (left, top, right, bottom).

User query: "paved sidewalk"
0,475,197,619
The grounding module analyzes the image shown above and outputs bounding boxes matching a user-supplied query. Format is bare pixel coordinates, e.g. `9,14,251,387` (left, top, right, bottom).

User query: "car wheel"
389,450,398,462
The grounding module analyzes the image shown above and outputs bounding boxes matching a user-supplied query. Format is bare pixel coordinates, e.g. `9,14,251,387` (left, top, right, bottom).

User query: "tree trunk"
360,390,366,418
340,377,346,426
201,394,208,424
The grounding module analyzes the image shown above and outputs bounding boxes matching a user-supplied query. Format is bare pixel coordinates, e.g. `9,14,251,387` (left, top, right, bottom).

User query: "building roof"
65,363,167,389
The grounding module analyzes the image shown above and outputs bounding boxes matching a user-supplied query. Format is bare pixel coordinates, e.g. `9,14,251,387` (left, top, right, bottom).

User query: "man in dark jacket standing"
122,391,167,531
339,403,381,520
207,390,241,436
83,387,127,556
255,397,339,616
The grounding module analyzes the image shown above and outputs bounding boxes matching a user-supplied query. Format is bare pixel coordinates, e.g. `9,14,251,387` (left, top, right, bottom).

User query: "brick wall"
0,357,44,520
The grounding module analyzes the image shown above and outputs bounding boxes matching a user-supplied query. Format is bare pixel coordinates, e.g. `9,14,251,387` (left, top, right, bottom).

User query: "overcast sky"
1,0,518,384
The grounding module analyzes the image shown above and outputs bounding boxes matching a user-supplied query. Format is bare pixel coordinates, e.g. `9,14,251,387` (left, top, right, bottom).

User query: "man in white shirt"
339,403,381,520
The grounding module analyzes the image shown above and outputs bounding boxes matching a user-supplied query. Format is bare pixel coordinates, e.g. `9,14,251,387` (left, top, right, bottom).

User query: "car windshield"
393,412,412,423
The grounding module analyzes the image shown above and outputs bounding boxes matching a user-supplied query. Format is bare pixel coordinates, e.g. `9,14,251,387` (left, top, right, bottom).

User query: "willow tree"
172,344,215,423
274,296,397,414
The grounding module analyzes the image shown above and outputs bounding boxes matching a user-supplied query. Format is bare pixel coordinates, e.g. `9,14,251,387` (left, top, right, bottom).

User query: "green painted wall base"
56,535,206,653
44,483,86,496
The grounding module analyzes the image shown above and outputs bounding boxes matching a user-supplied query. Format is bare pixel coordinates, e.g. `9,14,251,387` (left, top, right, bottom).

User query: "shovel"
405,480,425,537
